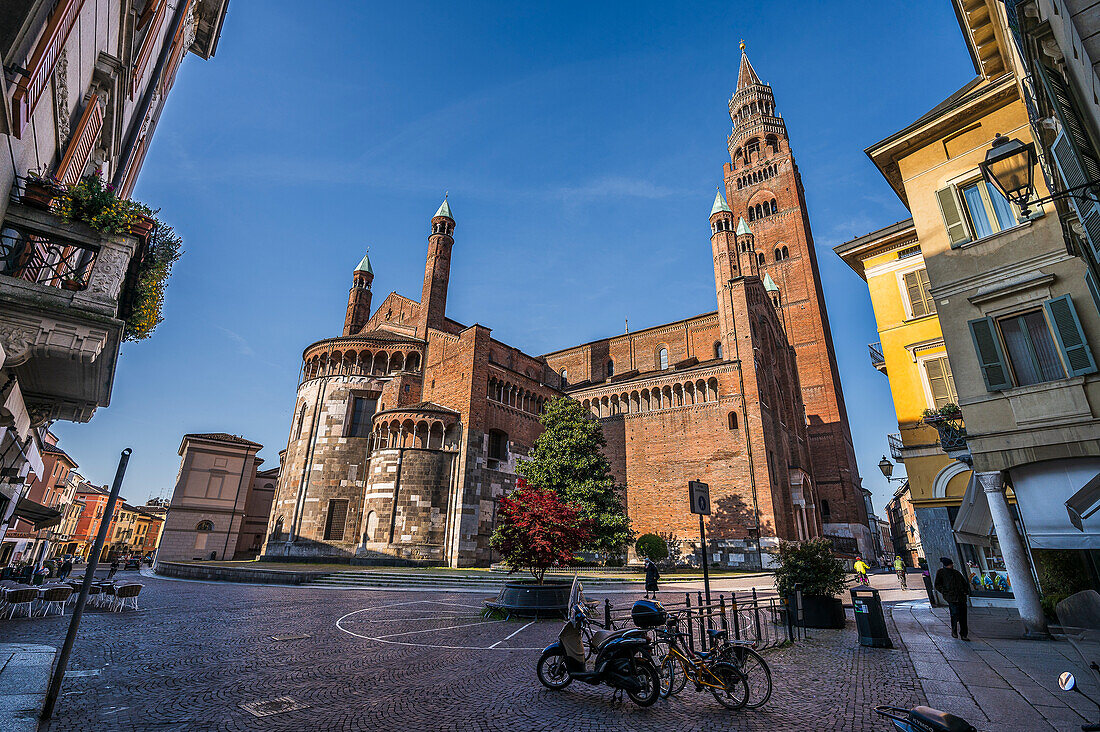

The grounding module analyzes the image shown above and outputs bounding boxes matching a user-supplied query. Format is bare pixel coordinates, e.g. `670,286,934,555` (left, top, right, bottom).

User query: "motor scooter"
1055,589,1100,731
536,602,660,706
874,705,976,731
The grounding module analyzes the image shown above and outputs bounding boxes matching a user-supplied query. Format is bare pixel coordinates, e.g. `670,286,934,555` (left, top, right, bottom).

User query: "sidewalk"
0,643,54,732
891,600,1099,731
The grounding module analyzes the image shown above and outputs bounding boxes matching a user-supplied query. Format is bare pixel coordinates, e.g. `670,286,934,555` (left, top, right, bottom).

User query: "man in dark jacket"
933,557,970,640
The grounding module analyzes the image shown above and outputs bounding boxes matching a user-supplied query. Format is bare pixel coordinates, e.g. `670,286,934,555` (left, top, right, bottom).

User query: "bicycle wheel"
708,661,749,710
723,646,772,708
659,656,686,698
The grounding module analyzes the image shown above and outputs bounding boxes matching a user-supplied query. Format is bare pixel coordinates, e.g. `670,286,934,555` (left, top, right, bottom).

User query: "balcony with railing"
888,433,904,461
869,342,886,374
0,186,143,424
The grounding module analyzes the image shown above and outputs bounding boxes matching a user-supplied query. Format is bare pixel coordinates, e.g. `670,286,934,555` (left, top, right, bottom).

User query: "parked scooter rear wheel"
536,651,573,690
625,657,661,707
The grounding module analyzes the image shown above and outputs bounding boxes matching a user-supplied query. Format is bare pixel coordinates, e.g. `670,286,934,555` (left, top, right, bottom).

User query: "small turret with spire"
735,217,760,278
343,251,374,336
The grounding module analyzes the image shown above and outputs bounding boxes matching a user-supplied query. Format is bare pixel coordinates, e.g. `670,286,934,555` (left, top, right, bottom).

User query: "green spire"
736,217,752,236
711,189,732,215
355,252,373,275
434,195,453,220
763,272,779,293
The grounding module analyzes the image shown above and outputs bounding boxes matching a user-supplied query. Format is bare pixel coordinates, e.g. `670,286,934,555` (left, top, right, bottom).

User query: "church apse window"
295,404,307,440
728,412,738,430
657,347,669,370
714,342,723,359
323,499,349,541
346,395,377,438
560,369,568,387
607,359,614,378
488,429,508,465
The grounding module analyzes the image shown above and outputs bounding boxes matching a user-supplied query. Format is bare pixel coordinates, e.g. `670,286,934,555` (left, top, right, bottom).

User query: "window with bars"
922,356,957,409
323,499,349,541
902,268,936,318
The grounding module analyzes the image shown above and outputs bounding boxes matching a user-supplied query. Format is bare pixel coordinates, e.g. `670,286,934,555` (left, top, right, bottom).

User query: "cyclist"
853,556,870,585
893,555,908,589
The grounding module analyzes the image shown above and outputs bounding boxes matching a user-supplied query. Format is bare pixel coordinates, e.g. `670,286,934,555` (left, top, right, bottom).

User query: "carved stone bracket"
0,312,110,367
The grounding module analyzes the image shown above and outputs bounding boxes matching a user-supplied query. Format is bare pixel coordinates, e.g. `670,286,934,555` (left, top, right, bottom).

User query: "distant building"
158,433,265,562
885,482,924,569
236,465,278,559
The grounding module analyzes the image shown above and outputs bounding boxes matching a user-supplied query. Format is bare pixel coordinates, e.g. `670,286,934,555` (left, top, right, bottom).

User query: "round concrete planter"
496,580,572,617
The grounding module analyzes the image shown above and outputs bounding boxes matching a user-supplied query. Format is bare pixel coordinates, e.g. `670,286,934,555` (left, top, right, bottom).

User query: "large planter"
129,214,156,240
21,180,59,210
495,580,572,617
800,595,846,629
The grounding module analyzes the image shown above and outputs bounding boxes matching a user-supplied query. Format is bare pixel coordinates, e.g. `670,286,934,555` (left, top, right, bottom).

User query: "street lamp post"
878,456,906,484
979,132,1100,216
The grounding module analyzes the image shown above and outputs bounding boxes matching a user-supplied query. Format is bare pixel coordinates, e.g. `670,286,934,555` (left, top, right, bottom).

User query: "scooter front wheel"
626,658,661,707
536,651,573,690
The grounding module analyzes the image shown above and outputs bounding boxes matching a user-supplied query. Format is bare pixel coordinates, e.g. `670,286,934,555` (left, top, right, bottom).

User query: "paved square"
0,572,926,730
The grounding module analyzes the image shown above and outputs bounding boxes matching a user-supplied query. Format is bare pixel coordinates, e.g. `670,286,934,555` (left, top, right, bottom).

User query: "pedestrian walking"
933,557,970,640
59,556,74,581
107,558,120,580
644,558,660,599
893,555,907,589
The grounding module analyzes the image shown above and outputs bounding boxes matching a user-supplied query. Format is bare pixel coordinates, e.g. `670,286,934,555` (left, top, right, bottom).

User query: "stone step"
301,571,639,588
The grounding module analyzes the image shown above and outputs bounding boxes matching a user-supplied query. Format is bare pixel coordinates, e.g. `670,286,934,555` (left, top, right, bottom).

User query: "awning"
1067,471,1100,531
12,496,63,530
952,473,995,547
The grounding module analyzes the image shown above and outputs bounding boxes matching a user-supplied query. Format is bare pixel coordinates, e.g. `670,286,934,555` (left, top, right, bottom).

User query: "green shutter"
969,317,1012,391
1044,295,1098,376
937,186,971,247
1086,269,1100,315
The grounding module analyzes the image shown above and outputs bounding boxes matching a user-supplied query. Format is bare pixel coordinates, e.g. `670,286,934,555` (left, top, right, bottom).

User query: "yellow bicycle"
654,615,749,709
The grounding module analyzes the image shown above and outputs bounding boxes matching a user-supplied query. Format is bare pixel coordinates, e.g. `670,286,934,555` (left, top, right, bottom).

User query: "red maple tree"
490,479,591,583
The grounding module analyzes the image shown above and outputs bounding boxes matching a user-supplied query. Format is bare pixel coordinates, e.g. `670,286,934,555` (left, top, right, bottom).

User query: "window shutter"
1051,131,1100,260
55,94,103,185
1086,268,1100,315
937,187,971,247
925,358,950,408
1044,295,1098,376
968,317,1012,391
904,271,924,317
918,269,936,314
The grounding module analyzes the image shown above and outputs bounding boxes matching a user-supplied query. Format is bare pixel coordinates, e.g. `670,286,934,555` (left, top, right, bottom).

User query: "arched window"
758,253,765,266
606,359,614,378
727,412,738,430
748,208,755,222
781,245,789,259
775,248,782,262
658,348,669,370
770,199,778,214
560,369,568,387
270,516,284,542
295,404,306,440
196,520,214,532
714,341,723,359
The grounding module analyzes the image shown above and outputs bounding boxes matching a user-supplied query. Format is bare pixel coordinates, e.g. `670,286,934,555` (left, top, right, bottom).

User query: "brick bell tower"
720,43,869,543
417,197,455,339
343,252,374,336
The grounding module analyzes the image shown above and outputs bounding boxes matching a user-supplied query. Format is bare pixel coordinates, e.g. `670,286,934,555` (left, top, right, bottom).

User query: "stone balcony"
0,200,142,423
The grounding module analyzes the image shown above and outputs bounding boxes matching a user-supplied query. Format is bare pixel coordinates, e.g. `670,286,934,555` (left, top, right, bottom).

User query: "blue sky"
53,1,975,515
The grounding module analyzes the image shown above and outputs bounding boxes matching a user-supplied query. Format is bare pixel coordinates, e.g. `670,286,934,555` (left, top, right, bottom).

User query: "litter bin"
850,586,892,648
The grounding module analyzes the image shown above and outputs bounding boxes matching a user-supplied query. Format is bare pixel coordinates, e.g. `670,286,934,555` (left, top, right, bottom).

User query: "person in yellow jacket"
893,556,908,589
853,557,870,585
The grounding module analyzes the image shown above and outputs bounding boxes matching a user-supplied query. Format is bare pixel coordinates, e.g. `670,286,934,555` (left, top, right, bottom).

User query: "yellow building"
836,220,972,573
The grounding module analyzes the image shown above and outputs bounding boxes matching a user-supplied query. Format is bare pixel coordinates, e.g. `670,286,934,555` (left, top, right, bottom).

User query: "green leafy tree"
519,397,633,554
635,533,669,562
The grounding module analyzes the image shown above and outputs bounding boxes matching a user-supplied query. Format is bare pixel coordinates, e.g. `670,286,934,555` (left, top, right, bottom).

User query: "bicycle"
652,614,749,709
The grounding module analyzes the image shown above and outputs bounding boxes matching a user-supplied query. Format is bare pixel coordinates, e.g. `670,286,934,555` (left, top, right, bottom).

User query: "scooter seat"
907,706,976,732
589,628,632,649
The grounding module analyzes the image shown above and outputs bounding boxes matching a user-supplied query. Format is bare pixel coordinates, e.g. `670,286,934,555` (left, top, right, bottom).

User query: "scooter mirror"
1060,672,1077,691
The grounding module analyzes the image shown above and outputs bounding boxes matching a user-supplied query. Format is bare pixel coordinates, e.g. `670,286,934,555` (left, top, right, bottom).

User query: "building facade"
862,0,1100,631
158,433,264,562
885,481,925,567
264,49,867,569
833,220,1002,590
0,0,229,548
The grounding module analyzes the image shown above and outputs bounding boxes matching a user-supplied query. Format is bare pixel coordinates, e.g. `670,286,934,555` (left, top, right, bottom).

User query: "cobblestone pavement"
0,572,926,731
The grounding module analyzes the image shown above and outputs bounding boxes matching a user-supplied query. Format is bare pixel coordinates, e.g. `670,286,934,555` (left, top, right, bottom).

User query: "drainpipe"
111,0,191,191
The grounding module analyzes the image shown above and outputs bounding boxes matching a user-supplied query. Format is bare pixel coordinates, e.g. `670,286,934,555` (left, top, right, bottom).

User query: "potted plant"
60,276,84,291
21,169,64,210
490,479,590,615
921,404,967,453
54,174,136,235
770,537,848,628
128,202,159,240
